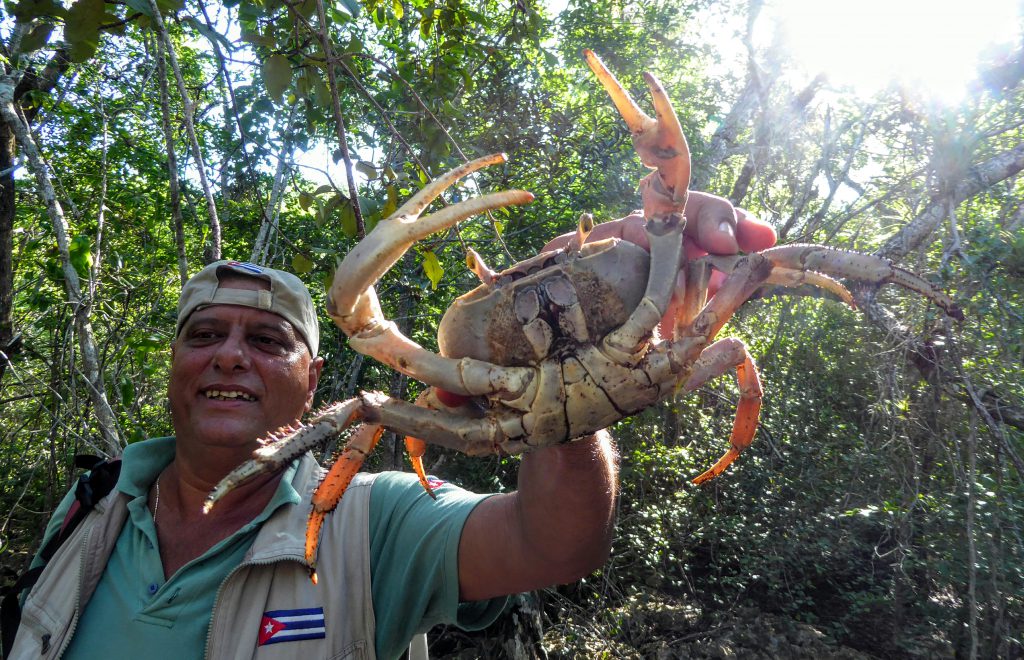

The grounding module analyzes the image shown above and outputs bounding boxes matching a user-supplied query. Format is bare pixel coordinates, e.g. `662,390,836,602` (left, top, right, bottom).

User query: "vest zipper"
52,522,92,659
203,555,305,659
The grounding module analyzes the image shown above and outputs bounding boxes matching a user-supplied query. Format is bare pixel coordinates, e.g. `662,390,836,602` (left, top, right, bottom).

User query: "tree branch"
878,142,1024,261
147,0,223,262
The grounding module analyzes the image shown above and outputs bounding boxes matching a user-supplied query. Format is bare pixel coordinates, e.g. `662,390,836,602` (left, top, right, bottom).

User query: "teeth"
205,390,256,401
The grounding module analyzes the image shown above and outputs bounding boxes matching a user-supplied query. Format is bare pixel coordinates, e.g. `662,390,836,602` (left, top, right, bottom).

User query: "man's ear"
306,356,325,411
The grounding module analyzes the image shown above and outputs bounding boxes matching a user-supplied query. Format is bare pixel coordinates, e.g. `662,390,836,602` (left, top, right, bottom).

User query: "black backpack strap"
1,455,122,658
40,456,121,559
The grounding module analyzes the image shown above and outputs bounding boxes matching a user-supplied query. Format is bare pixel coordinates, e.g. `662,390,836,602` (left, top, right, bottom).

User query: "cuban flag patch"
226,260,264,275
258,607,326,646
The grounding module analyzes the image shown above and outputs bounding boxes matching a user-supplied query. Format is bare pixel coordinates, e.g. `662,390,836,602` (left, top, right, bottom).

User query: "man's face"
168,276,322,451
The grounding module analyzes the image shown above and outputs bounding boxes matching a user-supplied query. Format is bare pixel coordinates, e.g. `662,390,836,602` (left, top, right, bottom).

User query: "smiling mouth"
204,389,257,402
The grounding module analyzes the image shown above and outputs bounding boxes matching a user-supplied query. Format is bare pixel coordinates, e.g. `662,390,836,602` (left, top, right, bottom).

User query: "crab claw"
584,49,691,220
329,153,534,337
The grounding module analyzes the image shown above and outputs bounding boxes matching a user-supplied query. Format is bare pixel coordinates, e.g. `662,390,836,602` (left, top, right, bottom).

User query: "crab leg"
759,245,963,320
602,215,686,361
308,422,385,583
704,254,855,308
404,436,434,497
324,155,539,398
662,244,963,485
207,391,540,584
680,338,763,484
203,398,365,512
678,253,775,363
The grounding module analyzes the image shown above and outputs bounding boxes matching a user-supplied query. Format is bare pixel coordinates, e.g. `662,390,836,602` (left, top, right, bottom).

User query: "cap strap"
210,289,273,310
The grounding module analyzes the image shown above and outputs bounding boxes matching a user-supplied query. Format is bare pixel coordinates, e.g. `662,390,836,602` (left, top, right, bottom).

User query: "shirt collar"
116,436,301,513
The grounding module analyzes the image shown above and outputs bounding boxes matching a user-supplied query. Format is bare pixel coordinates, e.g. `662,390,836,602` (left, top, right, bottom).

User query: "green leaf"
19,22,53,53
183,17,234,53
13,0,65,19
391,0,403,20
381,184,398,217
313,77,331,106
421,251,443,290
241,29,275,47
263,54,292,102
295,71,312,98
65,0,103,62
154,0,183,14
339,199,357,238
124,0,154,17
292,254,314,274
68,234,93,279
419,10,434,39
355,160,377,180
119,376,134,407
298,191,314,210
252,98,274,115
338,0,360,17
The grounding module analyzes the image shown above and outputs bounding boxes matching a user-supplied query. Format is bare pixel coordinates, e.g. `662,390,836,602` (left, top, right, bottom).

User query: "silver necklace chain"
153,475,160,527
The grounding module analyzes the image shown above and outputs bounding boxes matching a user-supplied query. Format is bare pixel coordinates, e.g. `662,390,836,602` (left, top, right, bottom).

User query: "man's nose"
212,331,251,370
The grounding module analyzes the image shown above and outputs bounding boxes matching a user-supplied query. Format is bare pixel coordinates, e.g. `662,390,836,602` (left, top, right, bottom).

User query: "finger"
542,212,649,252
735,208,777,252
435,388,471,407
684,191,739,255
683,236,707,260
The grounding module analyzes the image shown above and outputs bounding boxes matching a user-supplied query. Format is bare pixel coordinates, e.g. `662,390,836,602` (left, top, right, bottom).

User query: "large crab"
205,51,962,581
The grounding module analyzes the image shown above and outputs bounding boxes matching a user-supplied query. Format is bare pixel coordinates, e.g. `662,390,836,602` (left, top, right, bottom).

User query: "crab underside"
205,50,962,582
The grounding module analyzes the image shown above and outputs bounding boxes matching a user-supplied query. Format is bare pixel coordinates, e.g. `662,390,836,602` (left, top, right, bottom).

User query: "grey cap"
176,260,319,356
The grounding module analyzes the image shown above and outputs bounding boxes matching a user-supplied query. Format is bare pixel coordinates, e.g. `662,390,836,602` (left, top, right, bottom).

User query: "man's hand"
545,191,778,296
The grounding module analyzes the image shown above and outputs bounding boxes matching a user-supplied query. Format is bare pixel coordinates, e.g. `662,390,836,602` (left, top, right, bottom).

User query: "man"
10,194,775,659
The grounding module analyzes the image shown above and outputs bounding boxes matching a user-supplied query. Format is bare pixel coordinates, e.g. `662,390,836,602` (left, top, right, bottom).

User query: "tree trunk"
0,121,16,385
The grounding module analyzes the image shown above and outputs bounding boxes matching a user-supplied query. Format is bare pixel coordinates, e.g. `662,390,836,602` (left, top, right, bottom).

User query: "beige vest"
9,456,412,660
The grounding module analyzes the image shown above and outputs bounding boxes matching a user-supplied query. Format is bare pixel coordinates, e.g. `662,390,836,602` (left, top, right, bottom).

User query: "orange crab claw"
583,49,691,219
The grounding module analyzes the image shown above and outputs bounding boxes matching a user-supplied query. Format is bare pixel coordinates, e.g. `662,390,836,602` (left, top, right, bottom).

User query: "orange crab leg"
307,423,385,583
404,436,437,500
681,338,763,485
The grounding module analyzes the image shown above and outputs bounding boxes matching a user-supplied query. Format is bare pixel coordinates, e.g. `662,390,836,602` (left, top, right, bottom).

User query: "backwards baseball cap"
176,260,319,356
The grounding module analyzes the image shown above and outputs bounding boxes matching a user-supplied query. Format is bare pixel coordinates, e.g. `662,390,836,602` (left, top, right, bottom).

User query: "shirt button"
148,583,159,595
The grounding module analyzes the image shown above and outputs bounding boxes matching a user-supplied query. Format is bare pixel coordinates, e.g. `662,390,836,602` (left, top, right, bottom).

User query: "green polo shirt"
34,437,505,660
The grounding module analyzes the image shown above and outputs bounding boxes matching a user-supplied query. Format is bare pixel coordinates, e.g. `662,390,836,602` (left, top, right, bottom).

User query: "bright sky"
760,0,1022,102
295,0,1021,185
